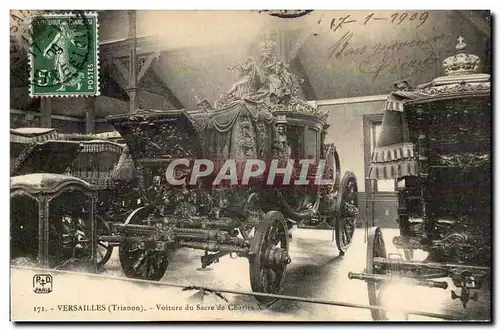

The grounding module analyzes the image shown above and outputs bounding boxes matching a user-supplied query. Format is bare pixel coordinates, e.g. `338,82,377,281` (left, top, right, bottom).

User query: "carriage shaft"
372,257,490,272
117,223,157,235
348,272,448,289
114,223,250,252
172,227,247,246
178,240,250,254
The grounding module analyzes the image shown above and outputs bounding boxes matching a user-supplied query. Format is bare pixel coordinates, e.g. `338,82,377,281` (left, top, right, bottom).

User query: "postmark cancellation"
28,11,100,98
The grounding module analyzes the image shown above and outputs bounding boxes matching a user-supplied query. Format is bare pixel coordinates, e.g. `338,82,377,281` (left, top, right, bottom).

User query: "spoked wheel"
334,171,359,255
95,215,114,268
249,211,291,308
118,207,168,281
366,226,388,321
55,214,113,269
119,238,169,281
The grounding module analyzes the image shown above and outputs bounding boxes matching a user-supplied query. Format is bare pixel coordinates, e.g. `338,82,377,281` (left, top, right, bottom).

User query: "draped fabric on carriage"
367,91,420,180
188,99,276,179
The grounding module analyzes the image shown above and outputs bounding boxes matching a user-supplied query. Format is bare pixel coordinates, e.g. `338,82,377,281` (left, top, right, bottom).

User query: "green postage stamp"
28,12,99,97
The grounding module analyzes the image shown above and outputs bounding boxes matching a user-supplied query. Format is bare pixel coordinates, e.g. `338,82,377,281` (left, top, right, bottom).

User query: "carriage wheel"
119,239,169,281
366,226,388,321
95,215,114,268
118,207,168,281
54,214,113,269
334,171,359,255
249,211,291,307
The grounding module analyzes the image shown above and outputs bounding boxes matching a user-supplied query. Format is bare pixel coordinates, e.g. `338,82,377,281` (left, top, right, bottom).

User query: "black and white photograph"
8,8,492,322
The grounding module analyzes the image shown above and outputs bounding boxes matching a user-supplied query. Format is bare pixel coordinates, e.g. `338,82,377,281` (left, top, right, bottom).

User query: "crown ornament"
442,36,481,76
258,33,277,58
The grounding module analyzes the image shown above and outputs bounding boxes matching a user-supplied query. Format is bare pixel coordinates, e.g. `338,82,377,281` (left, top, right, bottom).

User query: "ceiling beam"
137,54,157,84
143,66,185,109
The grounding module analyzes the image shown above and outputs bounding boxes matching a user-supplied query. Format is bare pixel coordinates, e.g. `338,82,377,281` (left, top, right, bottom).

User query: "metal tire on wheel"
334,171,359,255
249,211,291,308
118,207,169,281
366,226,388,321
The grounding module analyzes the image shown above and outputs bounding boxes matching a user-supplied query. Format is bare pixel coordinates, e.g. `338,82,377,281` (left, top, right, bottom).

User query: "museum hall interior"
9,10,491,322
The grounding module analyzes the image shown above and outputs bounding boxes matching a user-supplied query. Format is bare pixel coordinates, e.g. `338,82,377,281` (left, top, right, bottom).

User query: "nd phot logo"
33,274,53,294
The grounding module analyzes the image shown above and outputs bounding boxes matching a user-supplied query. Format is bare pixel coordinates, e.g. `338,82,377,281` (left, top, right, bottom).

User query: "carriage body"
349,37,491,319
10,132,100,270
369,76,491,267
103,34,359,305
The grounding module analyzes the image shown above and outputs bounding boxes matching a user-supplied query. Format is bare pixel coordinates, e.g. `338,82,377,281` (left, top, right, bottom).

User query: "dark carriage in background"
63,138,139,266
54,133,139,266
10,128,123,267
348,38,491,320
10,131,100,270
105,35,359,306
10,128,59,170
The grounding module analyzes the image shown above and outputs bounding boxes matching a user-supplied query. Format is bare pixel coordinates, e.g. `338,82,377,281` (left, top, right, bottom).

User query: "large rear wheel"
249,211,291,308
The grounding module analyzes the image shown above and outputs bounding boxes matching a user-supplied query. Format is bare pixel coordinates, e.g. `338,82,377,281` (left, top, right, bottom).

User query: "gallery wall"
320,97,399,228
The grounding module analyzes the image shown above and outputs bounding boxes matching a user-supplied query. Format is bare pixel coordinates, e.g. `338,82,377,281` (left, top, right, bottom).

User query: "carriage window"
371,123,395,192
287,126,303,159
305,128,318,160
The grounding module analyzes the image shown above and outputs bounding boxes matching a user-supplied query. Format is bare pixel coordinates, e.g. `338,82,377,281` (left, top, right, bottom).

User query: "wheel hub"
263,245,292,267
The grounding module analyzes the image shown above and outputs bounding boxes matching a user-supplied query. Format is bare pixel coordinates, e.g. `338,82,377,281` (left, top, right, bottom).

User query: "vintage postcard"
9,9,492,322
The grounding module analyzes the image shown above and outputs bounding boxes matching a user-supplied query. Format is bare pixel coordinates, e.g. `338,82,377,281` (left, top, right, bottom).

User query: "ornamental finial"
257,33,277,59
456,36,466,52
442,36,480,76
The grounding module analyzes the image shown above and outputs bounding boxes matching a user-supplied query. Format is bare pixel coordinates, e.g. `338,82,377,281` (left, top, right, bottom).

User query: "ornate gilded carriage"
348,37,491,320
105,34,359,306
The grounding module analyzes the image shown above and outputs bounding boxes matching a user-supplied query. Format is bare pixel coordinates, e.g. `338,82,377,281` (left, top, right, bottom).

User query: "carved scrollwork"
438,153,490,168
419,81,490,97
234,116,257,158
430,231,489,263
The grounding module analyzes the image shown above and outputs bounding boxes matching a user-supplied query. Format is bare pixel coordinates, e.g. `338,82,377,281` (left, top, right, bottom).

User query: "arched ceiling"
98,10,490,110
10,10,491,116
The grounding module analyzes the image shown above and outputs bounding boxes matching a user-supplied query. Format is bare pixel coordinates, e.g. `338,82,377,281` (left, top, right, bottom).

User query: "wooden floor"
11,228,491,321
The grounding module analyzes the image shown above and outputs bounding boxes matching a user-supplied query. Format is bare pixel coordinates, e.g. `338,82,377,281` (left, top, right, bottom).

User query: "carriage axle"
348,272,448,289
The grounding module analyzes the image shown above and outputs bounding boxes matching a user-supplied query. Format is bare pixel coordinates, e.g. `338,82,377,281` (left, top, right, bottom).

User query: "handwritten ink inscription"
326,11,429,32
327,31,445,82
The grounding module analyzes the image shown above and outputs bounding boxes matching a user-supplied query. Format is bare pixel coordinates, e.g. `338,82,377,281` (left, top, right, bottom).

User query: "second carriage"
105,37,359,306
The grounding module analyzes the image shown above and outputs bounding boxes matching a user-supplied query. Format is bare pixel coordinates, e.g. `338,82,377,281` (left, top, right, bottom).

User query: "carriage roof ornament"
442,36,481,76
213,32,328,120
412,36,490,95
424,36,490,88
258,33,278,59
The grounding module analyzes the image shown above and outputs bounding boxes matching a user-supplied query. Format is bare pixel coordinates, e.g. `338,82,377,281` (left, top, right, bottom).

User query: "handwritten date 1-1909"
329,12,429,31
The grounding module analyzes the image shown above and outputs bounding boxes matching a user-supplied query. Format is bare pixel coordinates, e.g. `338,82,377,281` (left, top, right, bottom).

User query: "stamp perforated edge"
28,11,100,98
